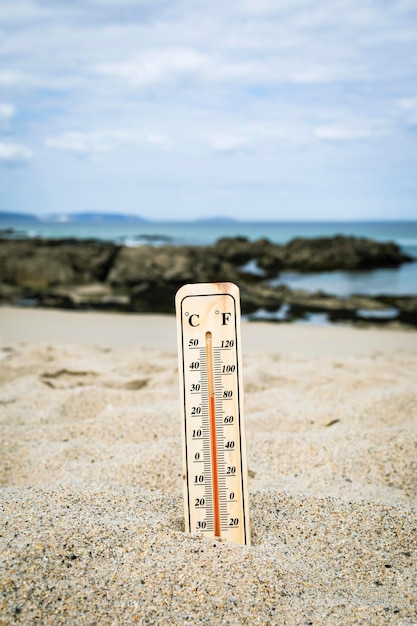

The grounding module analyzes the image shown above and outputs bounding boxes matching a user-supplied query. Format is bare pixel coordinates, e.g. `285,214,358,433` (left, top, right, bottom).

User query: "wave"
118,234,174,247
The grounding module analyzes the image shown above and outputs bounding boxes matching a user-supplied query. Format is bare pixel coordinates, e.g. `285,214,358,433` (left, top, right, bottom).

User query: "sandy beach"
1,307,416,625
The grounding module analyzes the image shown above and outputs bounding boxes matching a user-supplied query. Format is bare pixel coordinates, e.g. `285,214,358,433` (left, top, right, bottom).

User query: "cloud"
97,48,206,86
0,103,16,120
31,0,173,25
208,133,251,154
45,129,168,156
1,0,417,217
45,131,127,155
314,123,389,141
291,64,370,85
0,71,29,86
0,141,33,164
0,0,53,23
398,97,417,127
3,0,416,104
0,103,16,132
146,133,169,148
96,48,262,90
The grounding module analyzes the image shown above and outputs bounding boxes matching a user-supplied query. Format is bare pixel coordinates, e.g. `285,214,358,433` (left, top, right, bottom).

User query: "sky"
0,0,417,221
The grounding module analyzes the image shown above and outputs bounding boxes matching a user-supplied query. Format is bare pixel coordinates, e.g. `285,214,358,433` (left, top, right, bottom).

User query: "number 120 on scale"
176,282,251,545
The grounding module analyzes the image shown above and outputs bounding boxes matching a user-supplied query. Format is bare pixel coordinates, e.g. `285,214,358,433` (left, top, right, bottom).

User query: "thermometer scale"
176,282,250,545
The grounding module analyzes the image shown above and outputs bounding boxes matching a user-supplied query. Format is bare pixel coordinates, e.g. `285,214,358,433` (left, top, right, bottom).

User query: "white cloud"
398,97,417,127
0,103,16,132
45,129,168,155
97,48,206,86
0,0,53,23
1,0,417,217
291,64,371,85
314,124,389,141
45,131,126,155
96,48,262,89
0,141,33,163
0,103,16,120
0,71,29,86
146,133,168,147
46,132,97,154
209,133,251,154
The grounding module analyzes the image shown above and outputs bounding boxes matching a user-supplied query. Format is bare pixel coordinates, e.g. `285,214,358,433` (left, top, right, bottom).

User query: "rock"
0,282,23,303
57,284,131,311
107,246,238,313
212,237,284,276
285,292,394,325
0,239,117,289
378,295,417,327
0,240,74,289
0,235,415,327
281,235,410,272
108,245,238,286
212,235,411,276
241,285,416,327
107,245,239,311
239,284,291,314
70,283,114,300
34,292,76,309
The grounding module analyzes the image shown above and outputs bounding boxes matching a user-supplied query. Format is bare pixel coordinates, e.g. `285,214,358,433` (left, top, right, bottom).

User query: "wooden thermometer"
175,282,251,545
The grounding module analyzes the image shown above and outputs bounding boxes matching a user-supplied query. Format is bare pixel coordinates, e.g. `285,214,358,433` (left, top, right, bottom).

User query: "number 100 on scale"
176,282,251,545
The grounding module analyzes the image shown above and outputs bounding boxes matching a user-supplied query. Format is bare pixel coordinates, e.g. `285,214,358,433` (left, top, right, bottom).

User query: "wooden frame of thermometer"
176,282,251,545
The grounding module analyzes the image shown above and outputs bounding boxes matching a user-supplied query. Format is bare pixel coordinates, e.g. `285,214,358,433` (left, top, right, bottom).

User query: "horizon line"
1,210,417,224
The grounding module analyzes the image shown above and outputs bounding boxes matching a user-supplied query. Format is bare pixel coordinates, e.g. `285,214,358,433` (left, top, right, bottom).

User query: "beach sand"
0,307,416,625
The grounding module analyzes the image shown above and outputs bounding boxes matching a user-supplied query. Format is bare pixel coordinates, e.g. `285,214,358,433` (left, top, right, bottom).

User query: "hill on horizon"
0,211,243,225
0,211,148,224
0,211,39,223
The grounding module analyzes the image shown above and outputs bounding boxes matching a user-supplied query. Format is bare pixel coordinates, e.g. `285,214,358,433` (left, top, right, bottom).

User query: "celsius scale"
176,282,251,545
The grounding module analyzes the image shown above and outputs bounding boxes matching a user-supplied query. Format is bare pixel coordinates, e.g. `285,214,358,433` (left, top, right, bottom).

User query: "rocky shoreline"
0,235,416,328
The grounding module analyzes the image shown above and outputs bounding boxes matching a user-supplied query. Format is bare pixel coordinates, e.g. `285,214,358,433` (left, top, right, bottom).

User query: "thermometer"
175,282,251,545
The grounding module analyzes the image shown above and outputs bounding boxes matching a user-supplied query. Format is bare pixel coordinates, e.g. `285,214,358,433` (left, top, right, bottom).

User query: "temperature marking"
206,330,221,538
175,282,251,545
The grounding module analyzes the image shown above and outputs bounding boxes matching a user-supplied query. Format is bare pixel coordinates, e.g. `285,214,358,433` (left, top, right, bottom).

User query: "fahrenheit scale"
175,283,251,545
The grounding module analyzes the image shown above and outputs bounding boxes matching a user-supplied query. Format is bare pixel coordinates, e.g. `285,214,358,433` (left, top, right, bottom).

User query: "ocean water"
2,219,417,297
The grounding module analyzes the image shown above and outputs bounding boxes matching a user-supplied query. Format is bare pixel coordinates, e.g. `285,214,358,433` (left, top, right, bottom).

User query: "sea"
2,218,417,298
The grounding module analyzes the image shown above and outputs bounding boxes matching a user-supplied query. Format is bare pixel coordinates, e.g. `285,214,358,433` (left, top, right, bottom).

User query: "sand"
0,308,416,625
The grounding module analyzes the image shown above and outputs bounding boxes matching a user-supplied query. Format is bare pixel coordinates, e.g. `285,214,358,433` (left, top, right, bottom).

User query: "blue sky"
1,0,417,220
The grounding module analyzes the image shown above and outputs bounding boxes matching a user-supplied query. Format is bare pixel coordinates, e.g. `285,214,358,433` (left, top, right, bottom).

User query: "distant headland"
0,211,148,224
0,211,242,225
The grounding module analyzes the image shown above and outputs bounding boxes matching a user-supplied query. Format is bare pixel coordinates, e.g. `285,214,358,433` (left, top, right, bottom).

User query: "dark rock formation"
281,235,410,271
0,234,415,327
107,245,235,287
377,295,417,327
212,235,411,275
107,245,239,312
240,283,412,326
0,239,117,289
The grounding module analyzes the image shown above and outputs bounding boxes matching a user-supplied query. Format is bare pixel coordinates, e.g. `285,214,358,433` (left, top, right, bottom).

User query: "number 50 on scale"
175,282,251,545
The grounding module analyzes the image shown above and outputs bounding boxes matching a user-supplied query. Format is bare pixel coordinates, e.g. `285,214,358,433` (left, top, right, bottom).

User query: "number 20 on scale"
176,282,251,545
